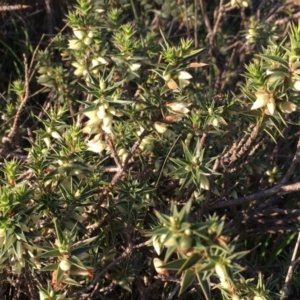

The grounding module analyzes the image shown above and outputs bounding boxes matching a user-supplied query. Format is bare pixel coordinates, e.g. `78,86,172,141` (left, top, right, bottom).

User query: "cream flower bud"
212,118,219,127
43,137,51,148
73,29,86,40
68,39,84,50
59,259,71,271
267,97,276,115
215,263,226,281
165,115,182,122
200,174,210,190
178,71,192,80
97,57,109,64
166,102,190,114
279,101,297,113
97,105,106,120
74,67,86,77
294,80,300,91
130,63,141,72
152,236,162,255
83,37,92,45
251,91,269,110
153,258,169,276
87,138,107,153
102,113,113,127
88,31,94,38
154,122,167,133
91,59,100,68
51,131,61,139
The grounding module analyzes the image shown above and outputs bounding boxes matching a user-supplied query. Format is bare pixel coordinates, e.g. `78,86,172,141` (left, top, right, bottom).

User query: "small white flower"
294,80,300,91
200,174,210,190
251,91,269,110
87,135,107,153
154,122,167,133
59,259,71,271
279,101,297,113
101,124,112,134
130,63,141,72
83,37,92,45
178,71,192,80
73,29,86,40
97,57,109,64
267,97,276,115
102,113,113,127
68,39,84,50
166,102,190,114
97,105,106,120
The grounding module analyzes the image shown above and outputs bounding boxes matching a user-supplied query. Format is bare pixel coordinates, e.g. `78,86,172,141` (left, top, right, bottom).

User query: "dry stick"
280,135,300,185
106,136,122,169
0,4,30,11
209,181,300,210
275,12,300,25
2,54,30,148
211,0,224,41
216,132,300,208
91,128,151,212
87,239,151,296
221,124,257,167
183,0,191,39
280,232,300,299
199,0,213,41
264,1,292,24
256,0,268,19
194,0,198,48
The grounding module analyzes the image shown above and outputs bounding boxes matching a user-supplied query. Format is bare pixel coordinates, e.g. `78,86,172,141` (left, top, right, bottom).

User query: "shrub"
1,0,300,299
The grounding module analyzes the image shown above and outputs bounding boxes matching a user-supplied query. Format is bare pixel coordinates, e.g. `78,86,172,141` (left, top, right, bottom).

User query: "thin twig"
208,181,300,210
280,135,300,184
92,128,151,212
280,232,300,299
2,54,30,149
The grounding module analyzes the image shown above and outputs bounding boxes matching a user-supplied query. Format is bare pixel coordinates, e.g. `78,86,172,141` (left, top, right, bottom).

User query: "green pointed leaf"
177,253,202,275
171,201,179,216
177,205,187,223
258,54,288,68
13,240,22,260
54,219,65,246
182,143,194,162
162,258,186,270
36,249,61,258
179,269,196,295
149,227,169,236
182,48,206,61
154,210,170,224
62,277,81,286
40,263,59,271
14,227,27,242
164,244,177,262
196,271,211,300
56,265,65,285
72,236,98,248
71,246,93,257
